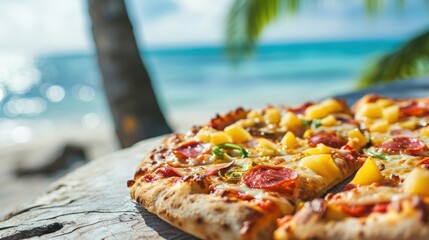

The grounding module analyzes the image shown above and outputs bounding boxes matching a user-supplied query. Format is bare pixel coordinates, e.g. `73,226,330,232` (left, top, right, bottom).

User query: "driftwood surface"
0,136,196,240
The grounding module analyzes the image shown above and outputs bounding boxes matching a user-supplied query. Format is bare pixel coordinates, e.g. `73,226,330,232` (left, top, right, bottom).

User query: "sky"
0,0,428,54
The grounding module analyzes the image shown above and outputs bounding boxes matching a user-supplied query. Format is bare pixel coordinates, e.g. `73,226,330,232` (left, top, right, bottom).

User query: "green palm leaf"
357,30,429,88
225,0,300,61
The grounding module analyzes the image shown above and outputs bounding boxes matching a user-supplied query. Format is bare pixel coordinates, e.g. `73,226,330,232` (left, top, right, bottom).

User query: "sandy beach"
0,110,210,219
0,125,118,218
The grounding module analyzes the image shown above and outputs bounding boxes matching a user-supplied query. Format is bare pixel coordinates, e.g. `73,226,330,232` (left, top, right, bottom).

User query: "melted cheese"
214,183,294,214
365,147,421,181
329,185,407,205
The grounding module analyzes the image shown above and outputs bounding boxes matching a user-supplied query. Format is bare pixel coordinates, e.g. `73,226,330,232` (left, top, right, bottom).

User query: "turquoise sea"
0,39,403,145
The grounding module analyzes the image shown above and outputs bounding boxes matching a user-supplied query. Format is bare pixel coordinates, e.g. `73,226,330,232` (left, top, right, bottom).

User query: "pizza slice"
352,94,429,140
274,94,429,240
274,182,429,240
129,98,365,240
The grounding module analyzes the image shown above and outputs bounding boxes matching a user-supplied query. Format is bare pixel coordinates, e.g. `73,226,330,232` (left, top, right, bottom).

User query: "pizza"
128,94,429,240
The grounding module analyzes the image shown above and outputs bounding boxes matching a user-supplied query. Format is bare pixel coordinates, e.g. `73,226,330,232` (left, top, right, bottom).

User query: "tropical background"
0,0,428,217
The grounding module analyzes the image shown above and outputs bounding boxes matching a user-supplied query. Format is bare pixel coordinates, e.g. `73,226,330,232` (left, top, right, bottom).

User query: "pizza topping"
417,157,429,169
320,115,338,127
219,162,253,183
281,131,300,149
372,202,389,213
403,168,429,196
142,166,181,182
300,154,341,182
338,202,391,217
350,157,383,186
347,129,369,148
400,101,429,118
302,119,322,128
280,111,302,129
390,129,416,137
264,107,282,124
242,165,297,194
208,107,248,130
287,102,314,115
204,161,235,176
377,137,427,155
247,127,284,141
174,141,211,160
212,143,249,159
383,105,399,123
222,170,246,183
339,144,361,162
308,132,347,149
364,149,388,160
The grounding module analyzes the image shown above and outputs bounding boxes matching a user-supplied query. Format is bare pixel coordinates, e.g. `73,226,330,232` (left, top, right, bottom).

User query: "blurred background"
0,0,428,217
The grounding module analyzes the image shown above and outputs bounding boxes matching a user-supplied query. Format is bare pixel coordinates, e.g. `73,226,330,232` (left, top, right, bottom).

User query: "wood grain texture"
0,136,196,240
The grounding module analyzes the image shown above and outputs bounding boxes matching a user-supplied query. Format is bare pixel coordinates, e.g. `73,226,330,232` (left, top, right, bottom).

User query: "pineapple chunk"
375,99,394,108
420,127,429,137
403,168,429,196
303,143,332,155
265,108,282,124
281,131,299,148
383,105,399,123
303,129,313,139
351,157,383,185
238,118,255,128
210,131,232,145
347,128,369,147
280,112,302,129
321,115,338,127
247,110,264,122
369,120,389,133
301,154,341,181
224,124,252,143
305,104,327,120
319,98,343,113
399,118,417,130
195,127,212,142
356,103,382,119
258,138,280,151
257,138,279,156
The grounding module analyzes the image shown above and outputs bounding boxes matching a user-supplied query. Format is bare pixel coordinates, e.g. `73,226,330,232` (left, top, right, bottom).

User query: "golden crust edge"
130,154,282,240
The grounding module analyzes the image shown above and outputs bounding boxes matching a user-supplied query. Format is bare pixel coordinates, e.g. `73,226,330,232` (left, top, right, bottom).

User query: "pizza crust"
274,199,429,240
130,155,283,240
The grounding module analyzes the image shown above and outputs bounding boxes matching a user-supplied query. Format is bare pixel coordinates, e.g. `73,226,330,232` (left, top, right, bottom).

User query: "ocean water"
0,39,402,146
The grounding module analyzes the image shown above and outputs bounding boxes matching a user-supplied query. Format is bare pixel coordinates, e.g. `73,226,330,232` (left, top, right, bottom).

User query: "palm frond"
225,0,300,62
357,30,429,89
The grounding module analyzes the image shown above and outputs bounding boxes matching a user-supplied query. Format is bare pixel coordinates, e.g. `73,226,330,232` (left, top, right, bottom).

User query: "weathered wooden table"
0,137,196,240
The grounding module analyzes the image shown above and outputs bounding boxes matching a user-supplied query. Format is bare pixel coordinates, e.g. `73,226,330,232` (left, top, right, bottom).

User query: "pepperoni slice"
287,102,314,115
242,165,297,194
308,132,347,149
339,204,371,217
372,202,389,213
174,141,210,159
142,166,181,182
378,137,427,155
400,101,429,118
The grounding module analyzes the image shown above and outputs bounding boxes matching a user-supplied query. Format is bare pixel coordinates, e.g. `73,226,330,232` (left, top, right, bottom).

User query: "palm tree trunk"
88,0,171,148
